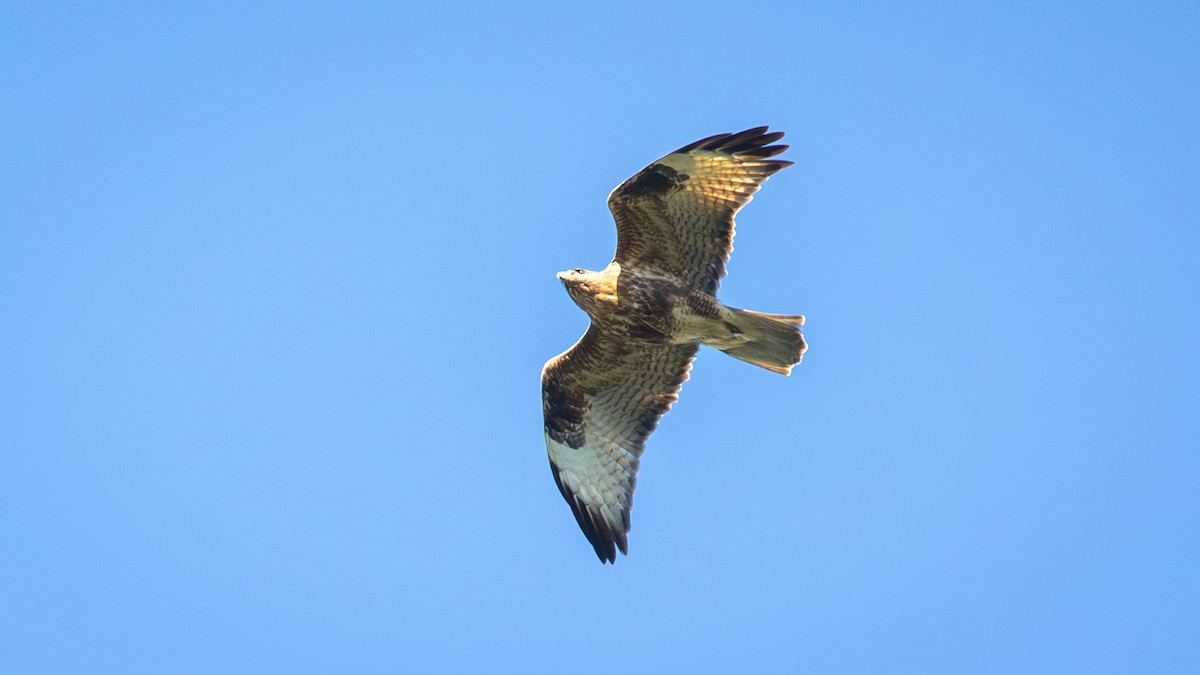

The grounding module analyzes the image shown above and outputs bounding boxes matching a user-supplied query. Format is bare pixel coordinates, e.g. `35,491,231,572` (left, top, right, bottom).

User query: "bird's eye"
573,268,585,274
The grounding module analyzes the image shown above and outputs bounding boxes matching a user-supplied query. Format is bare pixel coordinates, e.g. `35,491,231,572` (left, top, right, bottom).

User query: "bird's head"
557,267,598,304
556,267,596,288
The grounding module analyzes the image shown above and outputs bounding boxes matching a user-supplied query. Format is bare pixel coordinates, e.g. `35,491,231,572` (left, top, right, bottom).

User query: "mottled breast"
610,273,687,343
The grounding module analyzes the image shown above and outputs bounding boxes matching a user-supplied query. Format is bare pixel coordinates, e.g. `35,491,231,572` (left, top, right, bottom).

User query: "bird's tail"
718,309,807,375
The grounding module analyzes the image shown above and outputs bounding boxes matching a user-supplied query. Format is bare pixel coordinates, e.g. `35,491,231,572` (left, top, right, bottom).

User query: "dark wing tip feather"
761,159,794,174
739,142,790,159
700,125,787,151
550,460,626,564
673,132,732,154
672,126,790,162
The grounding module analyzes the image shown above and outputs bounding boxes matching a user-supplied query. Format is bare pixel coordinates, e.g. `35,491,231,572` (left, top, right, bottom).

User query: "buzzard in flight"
542,127,806,562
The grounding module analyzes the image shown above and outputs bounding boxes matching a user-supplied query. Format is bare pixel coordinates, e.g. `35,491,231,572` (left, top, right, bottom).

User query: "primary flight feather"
542,127,806,563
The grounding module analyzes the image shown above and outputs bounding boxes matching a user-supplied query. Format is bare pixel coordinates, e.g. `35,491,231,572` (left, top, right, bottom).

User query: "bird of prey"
541,127,807,563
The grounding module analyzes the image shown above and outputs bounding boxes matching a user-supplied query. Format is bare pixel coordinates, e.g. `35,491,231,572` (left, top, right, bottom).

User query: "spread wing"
542,325,697,563
607,126,792,294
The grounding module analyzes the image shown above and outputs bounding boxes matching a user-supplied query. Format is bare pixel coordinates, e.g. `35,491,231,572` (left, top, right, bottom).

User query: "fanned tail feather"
719,309,807,375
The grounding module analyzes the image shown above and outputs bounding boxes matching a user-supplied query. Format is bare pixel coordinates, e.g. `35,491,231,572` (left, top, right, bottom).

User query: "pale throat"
587,263,621,305
567,263,621,313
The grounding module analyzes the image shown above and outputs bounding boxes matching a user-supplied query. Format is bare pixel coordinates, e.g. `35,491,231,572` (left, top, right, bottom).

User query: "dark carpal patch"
543,375,587,449
621,163,689,197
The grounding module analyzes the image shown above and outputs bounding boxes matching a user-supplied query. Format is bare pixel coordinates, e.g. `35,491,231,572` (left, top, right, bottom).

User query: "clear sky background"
3,2,1198,673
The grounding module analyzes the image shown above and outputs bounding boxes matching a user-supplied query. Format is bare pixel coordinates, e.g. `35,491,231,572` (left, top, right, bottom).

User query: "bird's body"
542,127,806,562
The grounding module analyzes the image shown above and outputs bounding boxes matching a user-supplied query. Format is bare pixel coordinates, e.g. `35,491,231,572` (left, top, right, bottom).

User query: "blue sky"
2,2,1198,673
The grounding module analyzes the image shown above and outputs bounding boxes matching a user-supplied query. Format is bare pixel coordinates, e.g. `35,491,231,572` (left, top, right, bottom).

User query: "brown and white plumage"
542,127,806,563
609,128,792,293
